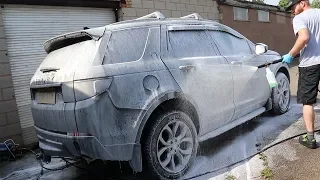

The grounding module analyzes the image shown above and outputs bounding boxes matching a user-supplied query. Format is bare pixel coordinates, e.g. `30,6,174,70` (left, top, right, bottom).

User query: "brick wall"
118,0,220,21
220,5,295,55
0,9,23,146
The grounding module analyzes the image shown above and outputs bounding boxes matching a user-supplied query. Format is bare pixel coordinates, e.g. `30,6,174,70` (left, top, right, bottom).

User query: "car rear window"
103,28,149,64
168,30,216,59
40,40,99,71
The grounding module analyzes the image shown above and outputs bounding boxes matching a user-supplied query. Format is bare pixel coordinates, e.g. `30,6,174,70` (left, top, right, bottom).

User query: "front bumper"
35,126,138,161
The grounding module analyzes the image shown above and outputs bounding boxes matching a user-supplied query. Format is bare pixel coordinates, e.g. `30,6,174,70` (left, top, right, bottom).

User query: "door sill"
199,107,266,142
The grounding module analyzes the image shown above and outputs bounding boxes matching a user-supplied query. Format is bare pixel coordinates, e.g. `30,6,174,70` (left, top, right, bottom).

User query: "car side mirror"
255,43,268,55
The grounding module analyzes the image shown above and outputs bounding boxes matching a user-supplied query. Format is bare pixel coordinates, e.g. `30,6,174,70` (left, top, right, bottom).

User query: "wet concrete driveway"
1,100,320,180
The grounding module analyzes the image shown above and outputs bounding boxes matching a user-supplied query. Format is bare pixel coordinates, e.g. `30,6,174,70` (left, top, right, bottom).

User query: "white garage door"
2,5,116,145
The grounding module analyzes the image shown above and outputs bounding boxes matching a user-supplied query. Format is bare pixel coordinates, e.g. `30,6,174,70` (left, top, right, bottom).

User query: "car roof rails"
136,11,165,20
181,13,202,20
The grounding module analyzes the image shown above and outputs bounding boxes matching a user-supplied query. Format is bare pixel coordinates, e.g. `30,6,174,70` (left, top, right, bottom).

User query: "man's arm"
282,16,309,64
289,28,309,57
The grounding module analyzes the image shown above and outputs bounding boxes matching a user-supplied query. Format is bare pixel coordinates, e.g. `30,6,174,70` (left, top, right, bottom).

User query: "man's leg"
297,65,319,149
303,104,315,139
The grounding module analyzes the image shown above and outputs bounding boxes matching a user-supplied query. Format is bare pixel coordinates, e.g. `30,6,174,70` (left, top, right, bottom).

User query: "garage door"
2,5,116,145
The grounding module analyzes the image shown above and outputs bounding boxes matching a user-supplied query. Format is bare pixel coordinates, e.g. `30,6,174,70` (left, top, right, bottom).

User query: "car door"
207,29,270,121
160,25,235,135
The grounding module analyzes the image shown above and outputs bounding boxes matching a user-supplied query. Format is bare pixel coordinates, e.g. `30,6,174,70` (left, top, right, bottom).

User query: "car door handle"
231,61,242,65
179,65,196,71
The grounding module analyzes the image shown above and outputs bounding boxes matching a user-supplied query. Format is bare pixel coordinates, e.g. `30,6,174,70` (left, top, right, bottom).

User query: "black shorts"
297,64,320,105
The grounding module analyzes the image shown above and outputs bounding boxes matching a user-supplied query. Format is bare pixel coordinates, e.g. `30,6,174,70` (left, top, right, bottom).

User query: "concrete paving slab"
267,136,320,180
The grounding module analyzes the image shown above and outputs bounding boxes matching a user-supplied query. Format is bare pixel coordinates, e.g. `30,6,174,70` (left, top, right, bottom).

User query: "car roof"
104,12,245,39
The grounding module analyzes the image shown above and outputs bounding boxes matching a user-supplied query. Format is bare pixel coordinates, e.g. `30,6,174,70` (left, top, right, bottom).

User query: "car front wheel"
143,110,198,180
271,72,291,114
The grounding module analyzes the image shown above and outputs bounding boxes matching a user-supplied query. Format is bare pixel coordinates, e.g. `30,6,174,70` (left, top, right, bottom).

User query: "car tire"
143,110,198,180
271,72,291,115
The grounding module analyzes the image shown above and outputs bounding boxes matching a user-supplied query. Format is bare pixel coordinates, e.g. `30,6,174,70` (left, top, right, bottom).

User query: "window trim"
233,7,249,21
167,25,244,39
258,10,270,23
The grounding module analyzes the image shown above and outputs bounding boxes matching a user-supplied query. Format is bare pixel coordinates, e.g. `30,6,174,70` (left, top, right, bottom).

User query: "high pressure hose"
183,128,320,180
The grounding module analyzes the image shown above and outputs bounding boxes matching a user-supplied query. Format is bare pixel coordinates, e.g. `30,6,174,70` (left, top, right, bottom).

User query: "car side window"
168,30,216,59
103,28,149,64
208,31,252,56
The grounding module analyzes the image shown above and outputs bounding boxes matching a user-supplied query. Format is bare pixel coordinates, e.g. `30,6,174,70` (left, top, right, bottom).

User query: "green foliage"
311,0,320,8
261,167,273,180
278,0,289,7
225,174,237,180
259,153,273,180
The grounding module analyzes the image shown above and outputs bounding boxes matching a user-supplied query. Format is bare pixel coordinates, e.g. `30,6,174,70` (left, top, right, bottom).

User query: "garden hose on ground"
184,128,320,180
3,148,124,180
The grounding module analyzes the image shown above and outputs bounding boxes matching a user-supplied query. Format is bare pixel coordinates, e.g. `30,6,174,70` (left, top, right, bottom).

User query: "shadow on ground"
1,103,304,180
59,104,303,180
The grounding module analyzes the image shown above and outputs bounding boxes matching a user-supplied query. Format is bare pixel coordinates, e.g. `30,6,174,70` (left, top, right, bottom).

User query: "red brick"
220,5,295,55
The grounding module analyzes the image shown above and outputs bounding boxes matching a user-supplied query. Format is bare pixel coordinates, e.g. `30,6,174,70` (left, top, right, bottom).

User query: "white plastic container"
266,67,278,88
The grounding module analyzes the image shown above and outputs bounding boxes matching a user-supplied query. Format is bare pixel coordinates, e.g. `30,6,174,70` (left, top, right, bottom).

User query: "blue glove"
282,54,294,64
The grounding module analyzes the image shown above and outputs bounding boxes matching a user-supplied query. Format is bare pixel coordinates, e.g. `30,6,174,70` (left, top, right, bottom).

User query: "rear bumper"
35,126,138,161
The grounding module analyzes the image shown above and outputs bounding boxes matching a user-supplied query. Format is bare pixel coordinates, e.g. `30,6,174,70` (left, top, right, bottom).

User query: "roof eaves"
218,0,287,12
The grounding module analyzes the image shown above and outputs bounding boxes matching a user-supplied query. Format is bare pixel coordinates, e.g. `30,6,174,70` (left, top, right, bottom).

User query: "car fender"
269,62,290,81
135,91,200,143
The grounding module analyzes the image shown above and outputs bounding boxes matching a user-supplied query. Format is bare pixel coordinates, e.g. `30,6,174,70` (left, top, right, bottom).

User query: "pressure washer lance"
257,58,283,88
257,58,283,68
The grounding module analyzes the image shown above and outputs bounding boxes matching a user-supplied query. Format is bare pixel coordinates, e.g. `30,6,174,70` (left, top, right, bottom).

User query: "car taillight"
61,77,112,102
73,78,113,101
61,82,74,102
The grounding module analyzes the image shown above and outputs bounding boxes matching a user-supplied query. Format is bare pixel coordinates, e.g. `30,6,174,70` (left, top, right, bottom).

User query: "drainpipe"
114,8,119,22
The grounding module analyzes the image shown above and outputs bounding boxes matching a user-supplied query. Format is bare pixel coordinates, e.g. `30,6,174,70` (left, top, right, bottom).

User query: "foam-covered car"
30,12,290,179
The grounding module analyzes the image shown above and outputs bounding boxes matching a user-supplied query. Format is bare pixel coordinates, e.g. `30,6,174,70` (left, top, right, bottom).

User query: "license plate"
36,89,56,104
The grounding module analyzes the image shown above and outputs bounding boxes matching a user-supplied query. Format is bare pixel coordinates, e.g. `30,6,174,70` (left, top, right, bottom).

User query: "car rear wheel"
143,110,198,180
271,72,290,115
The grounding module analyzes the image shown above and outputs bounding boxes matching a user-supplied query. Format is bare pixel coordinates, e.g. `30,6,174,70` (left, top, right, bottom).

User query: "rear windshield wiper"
40,67,60,73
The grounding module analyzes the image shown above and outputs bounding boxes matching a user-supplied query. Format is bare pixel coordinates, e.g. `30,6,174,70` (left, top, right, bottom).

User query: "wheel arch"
277,66,290,83
136,92,200,144
269,65,291,115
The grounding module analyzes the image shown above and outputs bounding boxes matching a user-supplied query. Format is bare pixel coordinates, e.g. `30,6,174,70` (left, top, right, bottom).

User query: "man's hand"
282,54,294,64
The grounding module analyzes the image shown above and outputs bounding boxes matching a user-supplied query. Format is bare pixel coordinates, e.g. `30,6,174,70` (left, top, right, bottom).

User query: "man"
283,0,320,149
